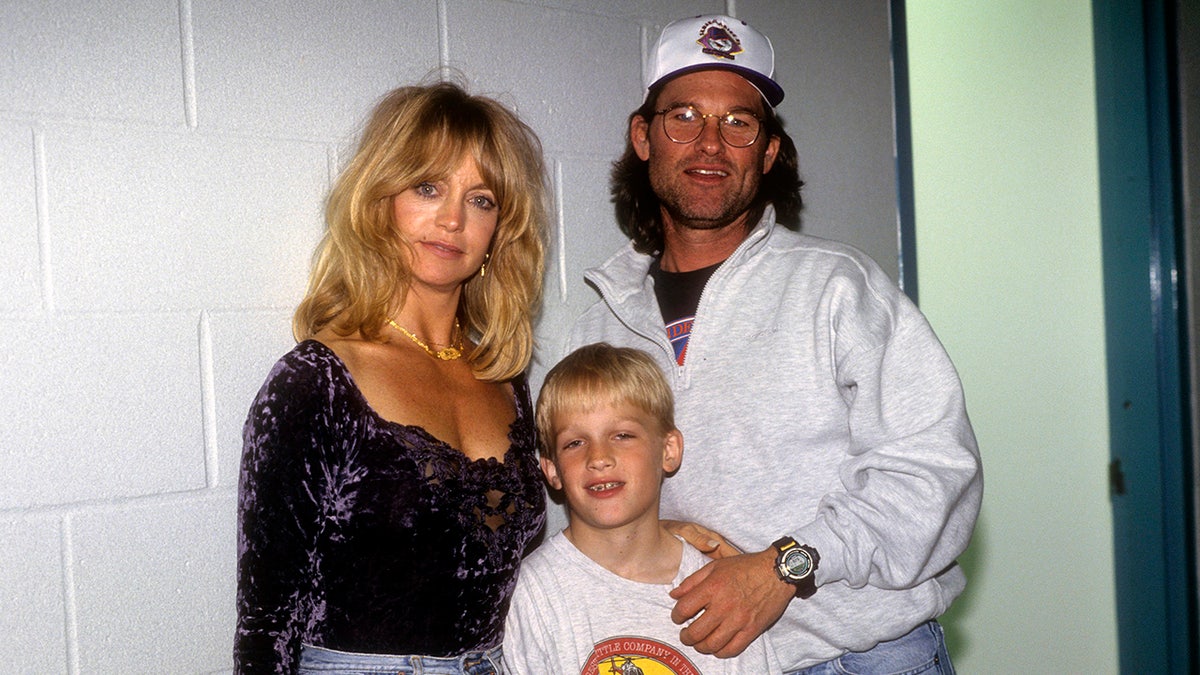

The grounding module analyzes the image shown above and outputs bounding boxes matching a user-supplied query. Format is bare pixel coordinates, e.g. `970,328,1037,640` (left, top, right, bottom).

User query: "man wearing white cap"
568,14,982,674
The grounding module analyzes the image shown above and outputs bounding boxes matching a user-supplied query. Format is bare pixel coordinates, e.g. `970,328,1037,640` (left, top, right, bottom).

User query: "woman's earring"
480,252,490,278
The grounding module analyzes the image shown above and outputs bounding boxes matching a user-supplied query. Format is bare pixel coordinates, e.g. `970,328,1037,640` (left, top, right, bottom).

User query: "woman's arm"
234,347,337,673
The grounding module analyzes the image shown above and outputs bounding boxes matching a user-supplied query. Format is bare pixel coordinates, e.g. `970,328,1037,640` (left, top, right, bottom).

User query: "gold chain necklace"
386,318,464,361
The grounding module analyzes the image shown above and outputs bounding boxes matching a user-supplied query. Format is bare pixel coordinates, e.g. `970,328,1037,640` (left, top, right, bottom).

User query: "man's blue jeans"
785,620,955,675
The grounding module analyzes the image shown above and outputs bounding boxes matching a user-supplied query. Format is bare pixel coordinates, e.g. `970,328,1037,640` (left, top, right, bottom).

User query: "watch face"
782,548,813,578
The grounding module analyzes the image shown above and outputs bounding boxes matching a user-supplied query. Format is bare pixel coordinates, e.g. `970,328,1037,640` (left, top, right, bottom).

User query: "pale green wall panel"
906,2,1117,672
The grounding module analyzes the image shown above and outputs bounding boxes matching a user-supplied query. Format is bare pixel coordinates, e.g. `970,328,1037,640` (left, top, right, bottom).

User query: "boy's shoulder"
675,537,713,577
518,530,585,577
524,530,708,584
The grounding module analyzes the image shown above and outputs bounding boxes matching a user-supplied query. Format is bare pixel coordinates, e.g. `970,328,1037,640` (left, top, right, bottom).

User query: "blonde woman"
235,81,548,674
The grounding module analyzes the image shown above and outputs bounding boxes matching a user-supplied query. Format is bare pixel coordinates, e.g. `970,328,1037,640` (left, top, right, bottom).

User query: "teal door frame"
1093,1,1197,672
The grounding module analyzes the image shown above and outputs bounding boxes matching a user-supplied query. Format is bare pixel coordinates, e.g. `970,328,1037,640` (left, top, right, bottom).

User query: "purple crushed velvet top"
234,340,546,673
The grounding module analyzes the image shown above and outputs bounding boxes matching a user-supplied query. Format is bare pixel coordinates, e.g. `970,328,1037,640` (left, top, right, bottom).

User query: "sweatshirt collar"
584,205,779,302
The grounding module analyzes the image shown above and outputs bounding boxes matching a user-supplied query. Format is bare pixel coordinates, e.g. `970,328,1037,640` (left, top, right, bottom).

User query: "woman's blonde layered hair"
294,81,548,382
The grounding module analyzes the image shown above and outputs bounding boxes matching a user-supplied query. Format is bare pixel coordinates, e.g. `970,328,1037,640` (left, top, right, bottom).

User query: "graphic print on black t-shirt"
663,317,693,365
651,260,721,366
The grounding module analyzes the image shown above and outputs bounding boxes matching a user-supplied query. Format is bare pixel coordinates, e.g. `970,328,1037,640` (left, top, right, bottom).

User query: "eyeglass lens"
659,106,761,147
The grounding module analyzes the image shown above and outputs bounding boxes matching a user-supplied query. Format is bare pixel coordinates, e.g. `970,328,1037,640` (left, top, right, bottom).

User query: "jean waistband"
299,643,503,674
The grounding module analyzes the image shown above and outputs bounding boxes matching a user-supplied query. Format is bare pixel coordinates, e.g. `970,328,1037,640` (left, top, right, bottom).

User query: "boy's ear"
539,456,563,490
661,429,683,474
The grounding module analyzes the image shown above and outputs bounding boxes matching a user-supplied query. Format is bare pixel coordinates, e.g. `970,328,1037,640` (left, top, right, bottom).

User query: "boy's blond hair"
536,343,675,460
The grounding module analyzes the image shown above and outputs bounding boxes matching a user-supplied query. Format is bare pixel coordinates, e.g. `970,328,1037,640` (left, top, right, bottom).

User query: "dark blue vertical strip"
890,0,918,303
1146,0,1199,669
1093,3,1167,668
1093,0,1195,671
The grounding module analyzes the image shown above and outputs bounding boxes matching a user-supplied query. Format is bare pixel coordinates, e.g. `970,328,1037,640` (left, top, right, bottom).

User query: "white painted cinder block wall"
0,1,899,672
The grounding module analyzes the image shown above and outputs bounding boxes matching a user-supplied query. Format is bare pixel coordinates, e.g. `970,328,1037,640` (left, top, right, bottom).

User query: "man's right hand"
668,547,795,657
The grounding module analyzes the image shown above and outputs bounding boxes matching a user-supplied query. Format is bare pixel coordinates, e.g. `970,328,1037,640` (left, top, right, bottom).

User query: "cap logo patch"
696,20,743,61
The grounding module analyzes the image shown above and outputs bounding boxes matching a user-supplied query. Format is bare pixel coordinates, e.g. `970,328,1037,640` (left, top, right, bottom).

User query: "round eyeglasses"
654,105,764,147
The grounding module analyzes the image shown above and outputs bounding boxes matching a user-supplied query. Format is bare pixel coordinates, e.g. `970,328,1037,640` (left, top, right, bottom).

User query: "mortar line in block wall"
328,144,340,189
33,126,55,314
555,159,566,302
60,515,80,674
200,310,219,487
437,0,450,71
0,485,238,520
178,0,198,129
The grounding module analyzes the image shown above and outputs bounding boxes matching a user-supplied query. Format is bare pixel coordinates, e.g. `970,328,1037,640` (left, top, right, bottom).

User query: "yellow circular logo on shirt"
582,636,700,675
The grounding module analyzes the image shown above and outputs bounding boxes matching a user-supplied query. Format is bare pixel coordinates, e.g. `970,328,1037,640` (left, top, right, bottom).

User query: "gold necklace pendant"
387,319,464,361
430,344,462,360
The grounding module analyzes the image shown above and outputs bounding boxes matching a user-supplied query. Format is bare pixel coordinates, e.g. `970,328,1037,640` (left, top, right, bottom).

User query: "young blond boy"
503,343,780,675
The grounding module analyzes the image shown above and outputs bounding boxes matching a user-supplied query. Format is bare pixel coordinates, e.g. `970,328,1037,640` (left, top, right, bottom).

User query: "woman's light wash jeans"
785,621,955,675
298,644,504,675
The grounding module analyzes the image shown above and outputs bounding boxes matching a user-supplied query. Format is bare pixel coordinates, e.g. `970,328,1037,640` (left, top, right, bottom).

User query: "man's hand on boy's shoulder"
662,520,742,559
668,548,795,658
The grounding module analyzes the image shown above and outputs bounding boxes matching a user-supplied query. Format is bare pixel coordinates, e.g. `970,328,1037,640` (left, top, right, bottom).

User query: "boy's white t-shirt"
503,531,782,675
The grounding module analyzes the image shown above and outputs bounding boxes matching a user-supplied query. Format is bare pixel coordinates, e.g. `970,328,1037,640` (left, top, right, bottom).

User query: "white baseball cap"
644,14,784,107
